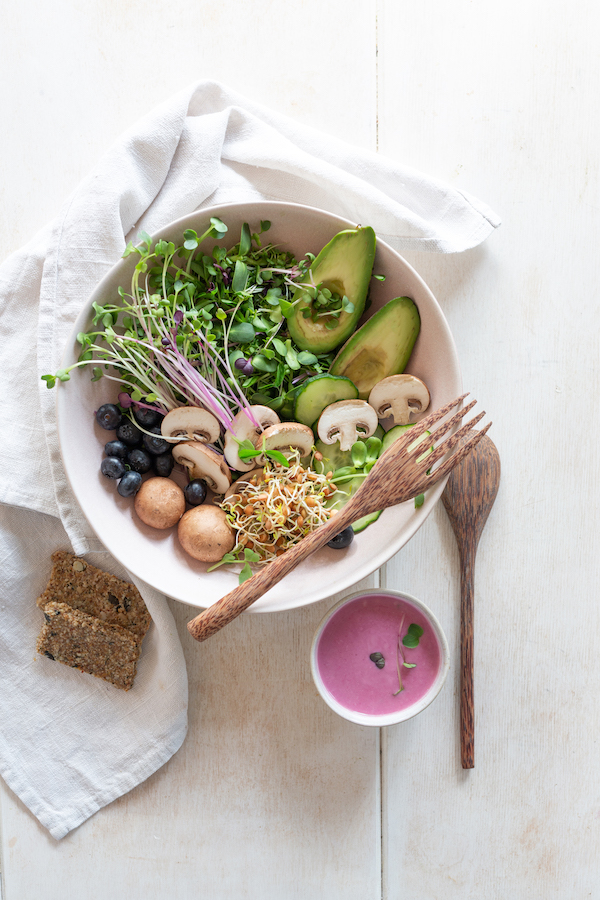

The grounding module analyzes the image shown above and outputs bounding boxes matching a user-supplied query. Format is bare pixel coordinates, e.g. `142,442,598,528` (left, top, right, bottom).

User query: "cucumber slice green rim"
381,423,433,462
351,510,382,533
294,373,358,426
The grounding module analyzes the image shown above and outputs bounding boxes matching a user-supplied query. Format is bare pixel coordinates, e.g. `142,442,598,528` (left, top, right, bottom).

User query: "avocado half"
329,296,421,398
287,226,376,353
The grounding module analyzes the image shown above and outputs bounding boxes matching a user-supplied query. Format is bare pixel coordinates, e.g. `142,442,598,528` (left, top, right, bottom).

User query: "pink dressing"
316,594,442,716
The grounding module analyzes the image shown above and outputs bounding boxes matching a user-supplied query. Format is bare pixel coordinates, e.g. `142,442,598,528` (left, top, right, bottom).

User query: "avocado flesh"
287,226,376,353
329,296,421,398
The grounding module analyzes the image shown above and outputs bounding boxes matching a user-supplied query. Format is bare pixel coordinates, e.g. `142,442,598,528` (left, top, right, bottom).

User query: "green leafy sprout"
41,218,338,427
393,616,424,695
207,547,261,584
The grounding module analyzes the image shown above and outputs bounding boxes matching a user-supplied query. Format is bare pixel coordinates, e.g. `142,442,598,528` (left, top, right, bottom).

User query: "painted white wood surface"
2,0,600,897
378,0,600,896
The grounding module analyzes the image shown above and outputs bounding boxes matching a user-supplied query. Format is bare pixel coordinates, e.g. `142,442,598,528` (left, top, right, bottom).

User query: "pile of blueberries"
96,402,208,506
96,402,175,497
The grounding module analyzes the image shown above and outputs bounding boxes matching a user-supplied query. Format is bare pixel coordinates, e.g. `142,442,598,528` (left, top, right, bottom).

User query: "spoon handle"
459,544,476,769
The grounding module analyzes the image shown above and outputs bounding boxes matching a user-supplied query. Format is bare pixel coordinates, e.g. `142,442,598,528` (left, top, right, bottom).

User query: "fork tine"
426,410,487,469
424,421,492,487
403,393,470,444
424,398,478,445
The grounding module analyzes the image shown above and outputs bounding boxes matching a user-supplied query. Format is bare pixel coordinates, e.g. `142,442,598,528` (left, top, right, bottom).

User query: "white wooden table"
2,1,598,897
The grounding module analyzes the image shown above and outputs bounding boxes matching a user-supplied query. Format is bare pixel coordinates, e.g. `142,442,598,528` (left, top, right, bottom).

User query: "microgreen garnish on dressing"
393,616,424,695
402,623,424,649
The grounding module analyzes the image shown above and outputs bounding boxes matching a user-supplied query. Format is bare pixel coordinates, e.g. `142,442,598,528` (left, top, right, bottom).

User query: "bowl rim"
310,588,450,726
56,200,461,613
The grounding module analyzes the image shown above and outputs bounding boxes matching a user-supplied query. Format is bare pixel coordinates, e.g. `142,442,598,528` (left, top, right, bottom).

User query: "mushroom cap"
134,477,186,530
178,505,235,563
224,468,265,499
368,375,430,426
254,422,314,458
161,406,221,444
172,441,232,494
317,399,378,451
223,406,281,472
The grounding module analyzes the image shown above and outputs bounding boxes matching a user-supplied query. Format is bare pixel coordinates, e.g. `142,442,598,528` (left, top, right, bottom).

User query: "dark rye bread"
36,551,151,643
37,602,140,691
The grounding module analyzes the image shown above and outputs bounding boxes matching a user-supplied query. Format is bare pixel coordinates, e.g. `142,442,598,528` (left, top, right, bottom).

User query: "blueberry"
153,452,175,477
327,526,354,550
133,405,163,428
116,420,143,446
184,479,207,506
117,470,143,497
127,448,153,474
142,427,170,456
105,439,128,459
101,457,126,479
96,403,122,430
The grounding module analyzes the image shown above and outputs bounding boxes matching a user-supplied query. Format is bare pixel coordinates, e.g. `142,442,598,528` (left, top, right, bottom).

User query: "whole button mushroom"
134,477,186,529
317,400,378,451
178,506,235,562
368,374,430,426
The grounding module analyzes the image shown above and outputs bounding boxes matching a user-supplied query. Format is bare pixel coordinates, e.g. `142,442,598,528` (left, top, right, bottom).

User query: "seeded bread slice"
36,551,151,643
37,602,141,691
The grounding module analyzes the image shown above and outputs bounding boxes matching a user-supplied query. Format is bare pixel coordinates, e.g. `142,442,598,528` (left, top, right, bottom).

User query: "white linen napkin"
0,79,500,840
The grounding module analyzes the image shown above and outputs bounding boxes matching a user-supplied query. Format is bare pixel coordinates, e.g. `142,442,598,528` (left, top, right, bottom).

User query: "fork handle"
187,502,357,642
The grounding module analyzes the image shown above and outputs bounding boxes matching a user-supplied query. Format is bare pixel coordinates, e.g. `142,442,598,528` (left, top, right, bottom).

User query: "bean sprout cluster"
220,451,338,564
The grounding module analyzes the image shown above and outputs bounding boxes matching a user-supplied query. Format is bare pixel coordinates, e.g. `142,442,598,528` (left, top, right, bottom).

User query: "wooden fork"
188,395,491,642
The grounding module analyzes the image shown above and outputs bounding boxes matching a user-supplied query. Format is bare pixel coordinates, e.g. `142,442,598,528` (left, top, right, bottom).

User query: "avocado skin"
329,296,421,399
287,226,376,353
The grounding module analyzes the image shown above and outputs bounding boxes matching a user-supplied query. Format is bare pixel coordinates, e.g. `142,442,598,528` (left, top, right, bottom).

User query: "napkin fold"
0,79,500,840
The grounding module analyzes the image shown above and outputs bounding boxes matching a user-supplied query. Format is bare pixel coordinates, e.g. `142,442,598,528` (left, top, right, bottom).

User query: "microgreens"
207,547,261,584
236,438,290,469
42,218,336,425
393,616,424,695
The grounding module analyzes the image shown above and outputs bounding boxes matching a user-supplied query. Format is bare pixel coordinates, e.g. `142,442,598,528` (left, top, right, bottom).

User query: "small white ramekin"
310,589,450,727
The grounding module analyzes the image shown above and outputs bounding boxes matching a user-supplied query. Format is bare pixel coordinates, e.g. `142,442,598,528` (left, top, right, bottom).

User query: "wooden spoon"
188,395,491,643
441,433,500,769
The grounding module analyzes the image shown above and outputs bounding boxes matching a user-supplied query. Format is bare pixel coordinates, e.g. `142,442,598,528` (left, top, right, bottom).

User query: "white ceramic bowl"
56,201,461,612
310,589,450,726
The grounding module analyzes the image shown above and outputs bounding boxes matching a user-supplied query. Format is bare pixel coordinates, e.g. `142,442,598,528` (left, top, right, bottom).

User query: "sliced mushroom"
224,468,265,499
161,406,221,444
171,441,232,494
368,375,430,426
223,406,281,472
317,400,378,452
255,422,314,459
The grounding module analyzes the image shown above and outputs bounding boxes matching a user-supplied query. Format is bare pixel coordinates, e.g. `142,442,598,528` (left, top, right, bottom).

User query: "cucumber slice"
294,374,358,427
351,510,382,533
325,474,382,534
381,424,433,461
